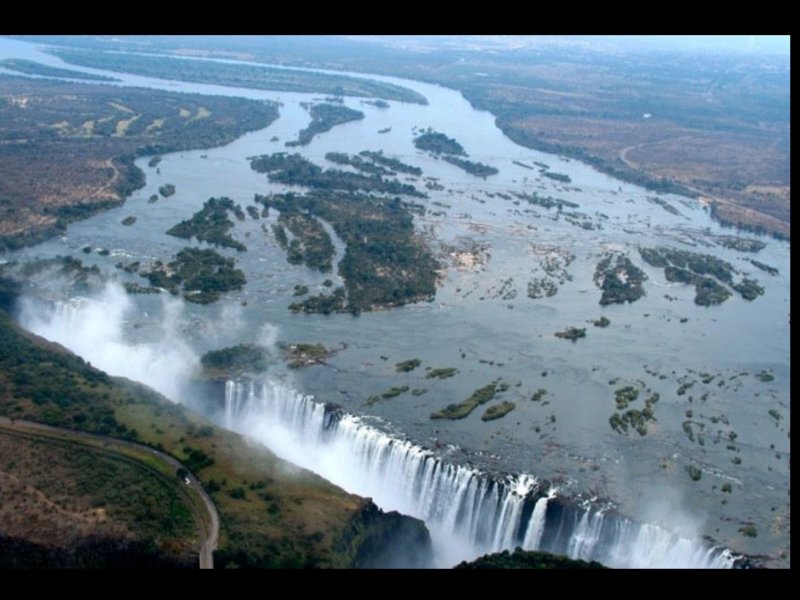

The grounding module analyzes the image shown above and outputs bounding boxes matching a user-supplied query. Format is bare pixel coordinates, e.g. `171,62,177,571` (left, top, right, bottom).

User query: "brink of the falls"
221,379,735,568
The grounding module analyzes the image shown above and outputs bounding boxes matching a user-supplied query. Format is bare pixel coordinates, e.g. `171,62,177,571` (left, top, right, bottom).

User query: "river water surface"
0,37,790,567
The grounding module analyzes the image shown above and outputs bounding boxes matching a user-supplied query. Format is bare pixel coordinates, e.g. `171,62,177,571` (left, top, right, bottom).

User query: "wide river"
0,37,790,567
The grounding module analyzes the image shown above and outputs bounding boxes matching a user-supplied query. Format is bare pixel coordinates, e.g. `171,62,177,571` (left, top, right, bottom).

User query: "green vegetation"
0,305,428,568
4,256,102,297
293,285,309,297
158,184,176,198
647,195,681,216
618,409,652,436
593,253,647,305
686,465,703,481
123,282,160,295
481,401,516,422
687,274,732,306
527,278,558,299
639,246,755,306
359,151,422,176
715,236,765,253
166,197,246,251
17,255,100,279
50,48,427,105
425,367,458,380
739,524,758,538
431,382,499,420
121,215,137,226
395,359,421,373
257,190,438,313
750,259,779,276
542,171,571,184
441,156,499,178
280,343,337,369
554,326,586,342
413,130,466,156
721,483,733,494
592,316,611,328
141,247,246,304
364,386,410,407
115,260,140,274
288,288,346,315
199,344,269,379
0,313,120,436
0,430,196,568
609,388,658,436
731,278,765,301
656,246,736,280
148,156,162,168
454,548,606,569
272,223,288,248
613,386,639,410
755,370,775,382
250,153,425,198
531,389,547,402
0,58,120,82
562,212,596,231
608,414,625,434
0,72,279,251
276,210,334,272
364,100,390,109
0,534,194,569
512,191,579,211
325,152,393,177
287,103,365,147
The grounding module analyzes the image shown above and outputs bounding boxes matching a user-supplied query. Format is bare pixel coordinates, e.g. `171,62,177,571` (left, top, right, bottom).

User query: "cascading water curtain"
224,379,734,568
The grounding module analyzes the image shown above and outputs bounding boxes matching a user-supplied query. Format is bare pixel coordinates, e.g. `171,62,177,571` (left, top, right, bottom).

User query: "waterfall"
223,379,735,569
521,488,555,550
19,288,198,402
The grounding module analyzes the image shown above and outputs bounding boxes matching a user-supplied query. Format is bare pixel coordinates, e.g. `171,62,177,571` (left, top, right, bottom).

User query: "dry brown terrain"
0,76,278,250
461,53,790,238
8,37,788,238
508,114,790,238
146,36,787,239
0,427,199,564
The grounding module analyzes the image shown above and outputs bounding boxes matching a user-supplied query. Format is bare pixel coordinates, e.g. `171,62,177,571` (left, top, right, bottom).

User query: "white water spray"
18,283,198,401
14,283,735,568
224,379,734,568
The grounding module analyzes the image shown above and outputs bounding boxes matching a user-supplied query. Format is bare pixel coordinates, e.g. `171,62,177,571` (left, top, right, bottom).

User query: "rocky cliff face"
336,499,433,569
